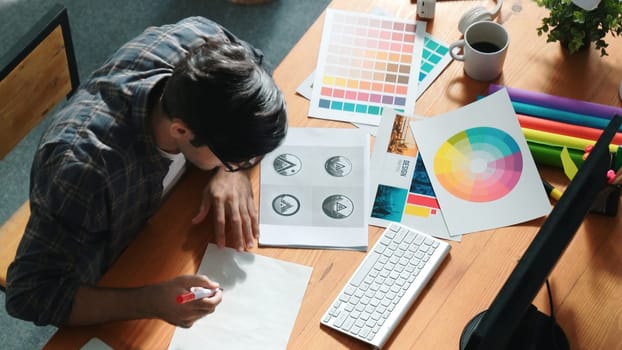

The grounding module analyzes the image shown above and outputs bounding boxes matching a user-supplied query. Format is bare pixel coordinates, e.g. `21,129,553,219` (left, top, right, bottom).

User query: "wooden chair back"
0,4,79,287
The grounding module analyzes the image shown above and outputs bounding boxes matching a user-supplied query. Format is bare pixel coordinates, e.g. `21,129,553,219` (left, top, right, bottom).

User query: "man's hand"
67,275,222,327
192,167,259,251
150,275,222,328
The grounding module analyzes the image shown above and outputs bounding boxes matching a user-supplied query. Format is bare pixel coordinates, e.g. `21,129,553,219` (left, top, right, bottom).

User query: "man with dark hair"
5,16,287,329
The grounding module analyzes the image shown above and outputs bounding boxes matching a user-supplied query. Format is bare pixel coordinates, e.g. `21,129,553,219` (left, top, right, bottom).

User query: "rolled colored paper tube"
517,113,622,145
522,127,619,154
474,95,622,132
489,84,622,120
512,101,622,132
527,141,584,168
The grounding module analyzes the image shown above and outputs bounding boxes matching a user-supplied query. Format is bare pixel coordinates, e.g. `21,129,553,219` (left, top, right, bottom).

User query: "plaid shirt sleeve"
6,143,111,326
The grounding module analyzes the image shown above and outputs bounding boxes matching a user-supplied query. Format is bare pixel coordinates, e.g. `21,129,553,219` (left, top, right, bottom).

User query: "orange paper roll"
518,113,622,145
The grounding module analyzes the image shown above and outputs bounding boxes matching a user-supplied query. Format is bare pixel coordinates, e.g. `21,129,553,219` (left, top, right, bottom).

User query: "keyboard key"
350,251,380,286
394,228,407,243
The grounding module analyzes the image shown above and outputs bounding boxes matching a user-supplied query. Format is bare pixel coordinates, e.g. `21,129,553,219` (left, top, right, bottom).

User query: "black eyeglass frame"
203,137,263,172
160,97,261,172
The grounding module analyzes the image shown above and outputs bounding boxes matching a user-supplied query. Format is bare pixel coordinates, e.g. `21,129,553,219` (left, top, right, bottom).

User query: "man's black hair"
162,34,287,163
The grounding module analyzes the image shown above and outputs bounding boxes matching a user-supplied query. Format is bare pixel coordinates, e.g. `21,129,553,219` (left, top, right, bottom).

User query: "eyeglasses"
205,137,263,172
160,100,261,171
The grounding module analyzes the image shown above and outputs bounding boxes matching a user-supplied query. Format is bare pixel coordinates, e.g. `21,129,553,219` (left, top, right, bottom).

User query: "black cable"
545,279,563,350
545,279,555,321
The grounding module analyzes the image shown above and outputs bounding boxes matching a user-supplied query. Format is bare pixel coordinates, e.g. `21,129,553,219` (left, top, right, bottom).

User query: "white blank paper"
168,245,313,350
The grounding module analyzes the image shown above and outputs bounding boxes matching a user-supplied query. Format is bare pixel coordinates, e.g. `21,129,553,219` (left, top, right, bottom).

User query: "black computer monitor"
459,114,622,350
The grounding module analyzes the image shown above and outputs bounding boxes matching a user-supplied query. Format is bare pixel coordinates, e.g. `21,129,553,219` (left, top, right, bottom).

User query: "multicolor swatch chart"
434,127,523,202
295,36,452,110
309,9,426,126
417,35,452,99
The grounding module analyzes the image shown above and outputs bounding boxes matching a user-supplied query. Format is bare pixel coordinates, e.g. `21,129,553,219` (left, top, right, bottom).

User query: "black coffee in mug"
471,41,501,53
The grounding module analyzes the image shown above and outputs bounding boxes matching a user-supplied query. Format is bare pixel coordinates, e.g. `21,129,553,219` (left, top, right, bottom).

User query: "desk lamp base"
459,304,570,350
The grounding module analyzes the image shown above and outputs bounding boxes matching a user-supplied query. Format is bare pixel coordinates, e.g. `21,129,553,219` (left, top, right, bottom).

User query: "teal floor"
0,0,329,348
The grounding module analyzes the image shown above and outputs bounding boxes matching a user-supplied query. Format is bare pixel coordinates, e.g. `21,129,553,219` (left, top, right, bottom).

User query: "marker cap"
176,292,196,304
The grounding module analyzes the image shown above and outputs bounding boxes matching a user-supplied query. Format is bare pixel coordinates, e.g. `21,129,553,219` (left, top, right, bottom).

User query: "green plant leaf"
536,0,622,56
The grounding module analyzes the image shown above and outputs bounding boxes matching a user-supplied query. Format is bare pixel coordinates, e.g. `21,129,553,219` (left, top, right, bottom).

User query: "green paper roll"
527,141,584,168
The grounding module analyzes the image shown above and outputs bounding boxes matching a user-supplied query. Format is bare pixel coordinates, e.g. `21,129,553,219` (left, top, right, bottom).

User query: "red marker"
176,287,223,304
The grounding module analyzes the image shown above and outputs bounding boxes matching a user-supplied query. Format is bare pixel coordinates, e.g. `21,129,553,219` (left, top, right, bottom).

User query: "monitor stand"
459,304,570,350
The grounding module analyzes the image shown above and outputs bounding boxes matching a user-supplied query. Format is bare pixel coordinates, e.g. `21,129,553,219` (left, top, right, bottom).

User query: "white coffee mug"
449,21,509,81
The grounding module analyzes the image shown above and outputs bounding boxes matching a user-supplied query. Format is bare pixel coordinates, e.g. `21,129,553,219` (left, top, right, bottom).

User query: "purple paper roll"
489,84,622,120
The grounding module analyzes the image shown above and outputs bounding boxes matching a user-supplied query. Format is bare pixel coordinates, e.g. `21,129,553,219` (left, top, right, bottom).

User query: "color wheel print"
433,127,522,202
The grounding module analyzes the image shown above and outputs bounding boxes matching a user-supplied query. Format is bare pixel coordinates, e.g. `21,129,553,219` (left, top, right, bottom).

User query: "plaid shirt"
6,17,262,326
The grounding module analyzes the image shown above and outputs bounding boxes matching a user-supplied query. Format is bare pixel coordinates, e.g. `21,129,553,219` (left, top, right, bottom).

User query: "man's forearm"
66,285,158,326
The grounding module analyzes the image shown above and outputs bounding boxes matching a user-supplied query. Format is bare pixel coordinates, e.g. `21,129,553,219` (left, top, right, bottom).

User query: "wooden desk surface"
45,0,622,349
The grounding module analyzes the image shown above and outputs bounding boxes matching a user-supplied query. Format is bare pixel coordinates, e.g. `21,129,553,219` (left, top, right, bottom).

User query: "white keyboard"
321,222,450,349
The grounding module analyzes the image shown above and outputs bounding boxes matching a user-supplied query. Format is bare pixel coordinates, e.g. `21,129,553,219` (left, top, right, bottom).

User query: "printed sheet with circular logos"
259,127,370,251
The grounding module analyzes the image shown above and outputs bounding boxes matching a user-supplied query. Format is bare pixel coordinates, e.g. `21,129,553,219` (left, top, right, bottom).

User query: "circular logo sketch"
322,194,354,219
272,194,300,216
273,154,302,176
325,156,352,177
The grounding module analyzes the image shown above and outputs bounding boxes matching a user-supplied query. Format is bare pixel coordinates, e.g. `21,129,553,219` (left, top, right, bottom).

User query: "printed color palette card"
418,35,452,98
296,33,452,103
410,89,552,235
309,9,426,126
